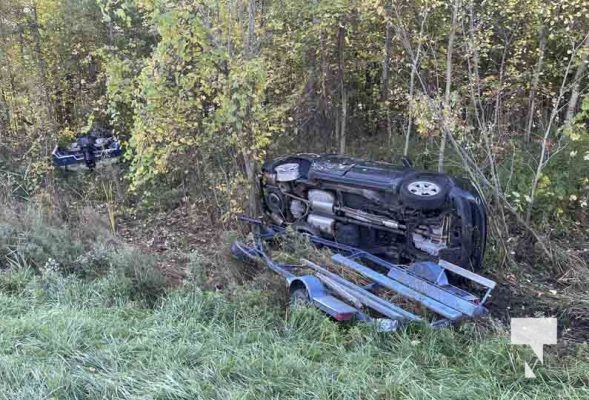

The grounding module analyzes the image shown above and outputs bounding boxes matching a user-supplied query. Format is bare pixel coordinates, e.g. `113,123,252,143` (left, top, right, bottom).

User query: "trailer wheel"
290,288,310,307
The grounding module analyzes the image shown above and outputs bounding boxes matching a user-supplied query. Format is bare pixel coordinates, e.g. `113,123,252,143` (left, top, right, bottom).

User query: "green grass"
0,201,587,399
0,268,588,400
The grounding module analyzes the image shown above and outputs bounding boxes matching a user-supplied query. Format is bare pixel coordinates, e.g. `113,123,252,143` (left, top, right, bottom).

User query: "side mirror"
401,157,414,168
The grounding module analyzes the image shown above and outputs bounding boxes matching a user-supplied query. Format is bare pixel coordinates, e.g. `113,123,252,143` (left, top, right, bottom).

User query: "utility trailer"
232,216,496,330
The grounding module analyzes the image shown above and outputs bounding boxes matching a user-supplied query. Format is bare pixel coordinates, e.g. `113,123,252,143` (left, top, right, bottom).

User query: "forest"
0,0,588,398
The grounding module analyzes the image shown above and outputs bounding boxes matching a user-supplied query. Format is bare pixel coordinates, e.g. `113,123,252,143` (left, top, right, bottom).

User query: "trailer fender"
287,275,359,321
287,275,327,299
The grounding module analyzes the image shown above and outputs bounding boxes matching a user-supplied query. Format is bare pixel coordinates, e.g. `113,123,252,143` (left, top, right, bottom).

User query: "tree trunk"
244,0,261,217
0,87,9,135
403,12,428,157
437,1,459,172
525,44,575,224
340,90,347,154
465,0,507,228
8,69,19,134
404,64,417,157
493,39,509,133
525,25,547,142
564,41,589,126
334,108,340,151
338,24,347,154
0,18,14,135
31,1,53,124
245,0,256,58
381,11,392,102
382,6,393,145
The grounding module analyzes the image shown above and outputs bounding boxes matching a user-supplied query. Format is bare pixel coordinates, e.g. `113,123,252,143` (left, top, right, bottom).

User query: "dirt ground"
117,204,224,287
487,274,589,347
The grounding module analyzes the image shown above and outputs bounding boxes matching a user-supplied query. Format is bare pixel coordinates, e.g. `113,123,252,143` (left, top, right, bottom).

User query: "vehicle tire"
265,188,286,215
290,288,311,307
399,173,450,210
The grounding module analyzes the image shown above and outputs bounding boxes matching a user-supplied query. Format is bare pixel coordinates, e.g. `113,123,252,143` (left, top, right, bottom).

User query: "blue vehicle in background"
52,130,122,171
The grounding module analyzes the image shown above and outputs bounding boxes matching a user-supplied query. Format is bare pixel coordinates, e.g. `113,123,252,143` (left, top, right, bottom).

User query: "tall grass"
0,270,588,399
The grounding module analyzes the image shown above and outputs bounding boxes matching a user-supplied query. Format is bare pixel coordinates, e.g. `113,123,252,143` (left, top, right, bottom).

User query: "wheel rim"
407,180,441,196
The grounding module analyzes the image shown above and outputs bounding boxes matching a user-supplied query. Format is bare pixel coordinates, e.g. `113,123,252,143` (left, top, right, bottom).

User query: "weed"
186,251,210,287
71,244,113,279
0,267,34,296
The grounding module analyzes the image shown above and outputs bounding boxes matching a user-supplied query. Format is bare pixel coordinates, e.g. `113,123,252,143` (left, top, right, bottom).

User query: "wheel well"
289,279,307,294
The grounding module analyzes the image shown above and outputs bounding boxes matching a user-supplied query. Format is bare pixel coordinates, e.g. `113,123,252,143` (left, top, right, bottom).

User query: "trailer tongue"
232,216,495,330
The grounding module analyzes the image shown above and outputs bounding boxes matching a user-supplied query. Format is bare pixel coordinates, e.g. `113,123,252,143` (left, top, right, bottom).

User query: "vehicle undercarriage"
260,154,487,271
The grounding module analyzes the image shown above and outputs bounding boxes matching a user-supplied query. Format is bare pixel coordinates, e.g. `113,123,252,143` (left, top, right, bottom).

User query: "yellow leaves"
565,130,581,142
57,126,76,144
408,94,440,138
555,207,564,216
538,174,551,191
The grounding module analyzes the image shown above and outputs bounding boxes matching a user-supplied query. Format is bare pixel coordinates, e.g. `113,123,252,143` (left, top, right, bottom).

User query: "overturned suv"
261,154,487,271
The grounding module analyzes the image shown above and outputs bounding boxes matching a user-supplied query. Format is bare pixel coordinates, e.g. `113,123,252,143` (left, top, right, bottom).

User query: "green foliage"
500,95,589,223
0,169,587,398
0,0,588,258
0,199,168,307
112,246,166,306
95,1,285,217
2,1,589,394
0,266,35,296
0,0,112,194
0,206,86,272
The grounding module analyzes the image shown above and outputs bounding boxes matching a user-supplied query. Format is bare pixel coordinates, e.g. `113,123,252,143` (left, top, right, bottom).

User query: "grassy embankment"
1,201,588,399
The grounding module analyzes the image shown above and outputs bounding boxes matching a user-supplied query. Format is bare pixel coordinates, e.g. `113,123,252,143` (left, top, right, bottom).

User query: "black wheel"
399,173,450,210
290,288,310,307
265,189,285,215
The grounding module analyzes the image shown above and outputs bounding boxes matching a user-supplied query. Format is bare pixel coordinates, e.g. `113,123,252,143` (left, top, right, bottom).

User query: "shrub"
0,201,169,307
0,267,35,296
0,205,86,272
110,247,167,307
71,244,113,279
185,251,208,288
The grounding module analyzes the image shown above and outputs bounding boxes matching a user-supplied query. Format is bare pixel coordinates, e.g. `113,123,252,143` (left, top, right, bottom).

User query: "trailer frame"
232,215,496,330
